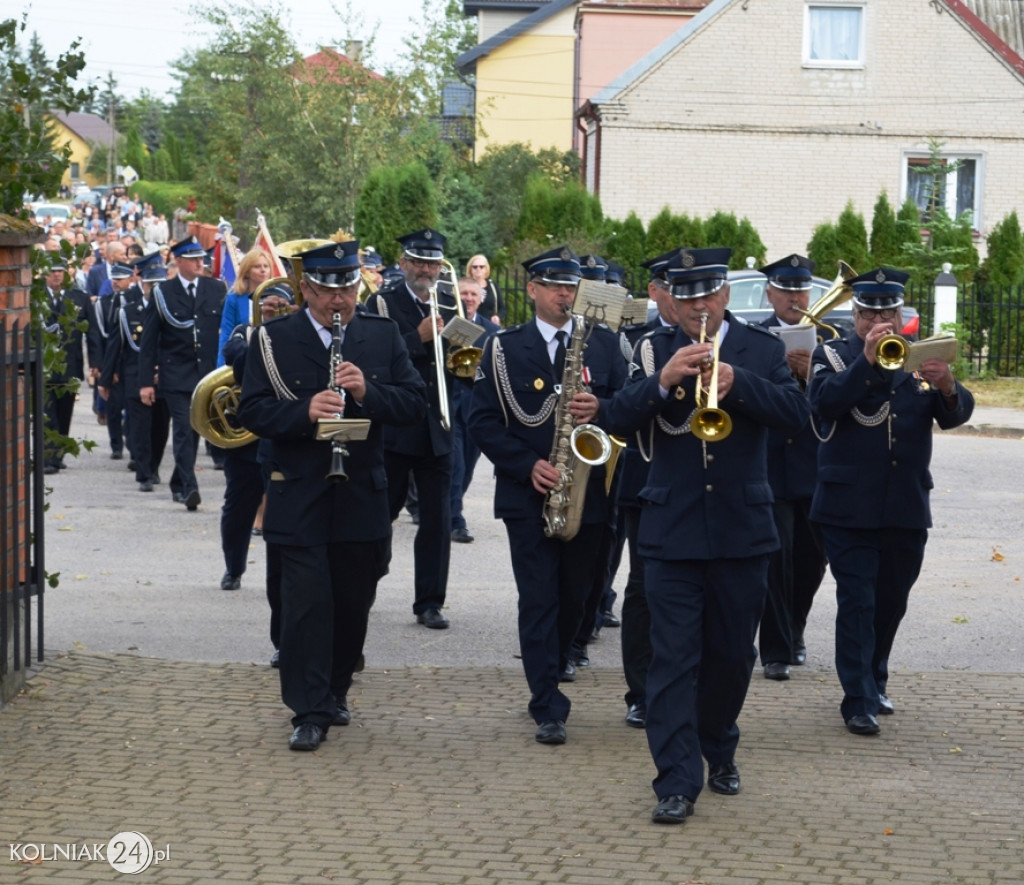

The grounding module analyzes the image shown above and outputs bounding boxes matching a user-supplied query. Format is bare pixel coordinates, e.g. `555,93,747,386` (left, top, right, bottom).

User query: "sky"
15,0,428,101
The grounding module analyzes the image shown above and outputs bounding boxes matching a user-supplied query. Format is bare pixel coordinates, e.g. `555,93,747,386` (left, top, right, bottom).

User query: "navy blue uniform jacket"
366,279,457,458
238,308,426,547
468,320,627,524
807,335,974,530
138,275,225,392
606,316,809,560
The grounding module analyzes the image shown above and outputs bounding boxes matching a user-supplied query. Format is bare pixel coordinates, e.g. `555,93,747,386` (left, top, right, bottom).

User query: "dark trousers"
619,505,650,708
450,414,481,531
504,519,603,724
820,524,927,722
278,538,387,729
385,450,452,614
758,498,828,665
43,387,76,467
571,506,620,653
645,555,769,802
267,541,282,649
220,445,263,577
105,380,124,454
164,390,200,498
126,395,169,483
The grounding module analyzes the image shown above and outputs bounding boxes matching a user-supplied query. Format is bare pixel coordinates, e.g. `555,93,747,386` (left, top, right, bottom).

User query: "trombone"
691,313,733,442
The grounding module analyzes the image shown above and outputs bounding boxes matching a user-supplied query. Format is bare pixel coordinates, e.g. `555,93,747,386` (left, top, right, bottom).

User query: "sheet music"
901,335,958,372
441,316,485,349
768,324,818,354
573,280,628,329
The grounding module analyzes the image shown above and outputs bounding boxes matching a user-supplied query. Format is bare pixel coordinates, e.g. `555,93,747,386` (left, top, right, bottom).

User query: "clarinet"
326,312,349,482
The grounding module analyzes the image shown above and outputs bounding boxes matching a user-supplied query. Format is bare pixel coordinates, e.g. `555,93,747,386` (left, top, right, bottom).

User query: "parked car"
649,269,920,340
31,202,72,224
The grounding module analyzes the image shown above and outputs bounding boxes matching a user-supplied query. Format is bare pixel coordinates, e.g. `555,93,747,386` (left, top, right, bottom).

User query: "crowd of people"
36,213,974,824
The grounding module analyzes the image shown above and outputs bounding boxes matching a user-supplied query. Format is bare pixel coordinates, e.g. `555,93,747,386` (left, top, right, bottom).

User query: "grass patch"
962,377,1024,409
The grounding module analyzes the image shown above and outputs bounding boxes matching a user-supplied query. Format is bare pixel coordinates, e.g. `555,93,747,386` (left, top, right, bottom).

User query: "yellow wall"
46,118,100,187
473,8,577,159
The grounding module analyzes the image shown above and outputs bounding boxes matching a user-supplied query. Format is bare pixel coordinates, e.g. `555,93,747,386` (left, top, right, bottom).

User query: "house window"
904,153,982,228
804,4,865,67
70,162,80,179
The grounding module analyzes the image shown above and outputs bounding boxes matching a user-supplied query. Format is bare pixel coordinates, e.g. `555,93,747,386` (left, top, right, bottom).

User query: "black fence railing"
907,282,1024,377
1,322,46,702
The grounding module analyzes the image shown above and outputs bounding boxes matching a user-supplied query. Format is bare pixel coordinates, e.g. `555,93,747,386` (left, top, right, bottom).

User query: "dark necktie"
554,330,567,382
187,282,196,299
415,298,429,319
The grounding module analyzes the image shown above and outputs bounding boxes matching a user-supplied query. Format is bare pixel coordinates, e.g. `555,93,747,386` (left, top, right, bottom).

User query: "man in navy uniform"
366,229,457,629
239,240,426,751
89,260,135,460
449,276,499,544
469,246,627,745
606,247,808,824
808,267,973,736
617,248,678,729
756,254,832,681
138,236,226,510
41,258,93,474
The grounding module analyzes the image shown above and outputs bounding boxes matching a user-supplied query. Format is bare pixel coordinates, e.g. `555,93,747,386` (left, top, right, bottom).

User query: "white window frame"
901,150,984,231
803,3,866,69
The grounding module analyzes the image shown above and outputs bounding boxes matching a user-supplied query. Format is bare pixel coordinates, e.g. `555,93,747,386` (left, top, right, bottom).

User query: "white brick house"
579,0,1024,258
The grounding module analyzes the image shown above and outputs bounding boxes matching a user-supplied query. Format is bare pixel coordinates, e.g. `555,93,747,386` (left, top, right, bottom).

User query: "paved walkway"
2,398,1022,883
1,652,1022,883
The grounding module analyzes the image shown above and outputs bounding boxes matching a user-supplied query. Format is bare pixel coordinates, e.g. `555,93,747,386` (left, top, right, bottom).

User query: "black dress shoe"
333,698,351,726
791,638,807,665
707,761,740,795
416,608,450,629
220,572,241,591
152,473,161,484
652,794,694,824
601,610,621,628
451,527,474,543
559,662,576,683
172,492,185,503
569,648,589,668
847,713,881,735
625,702,647,729
535,720,566,744
110,451,123,460
139,480,154,492
269,649,280,668
288,722,324,751
763,662,791,681
127,460,138,472
43,464,60,475
878,694,894,715
184,489,201,511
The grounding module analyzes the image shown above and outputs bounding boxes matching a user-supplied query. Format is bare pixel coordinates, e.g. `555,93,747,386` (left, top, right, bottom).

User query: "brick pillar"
1,216,44,705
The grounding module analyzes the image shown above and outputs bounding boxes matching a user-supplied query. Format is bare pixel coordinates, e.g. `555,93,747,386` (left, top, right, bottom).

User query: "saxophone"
542,312,613,542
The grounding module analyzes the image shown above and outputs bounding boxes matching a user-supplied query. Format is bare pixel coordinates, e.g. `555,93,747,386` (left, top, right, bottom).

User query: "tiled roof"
49,111,119,144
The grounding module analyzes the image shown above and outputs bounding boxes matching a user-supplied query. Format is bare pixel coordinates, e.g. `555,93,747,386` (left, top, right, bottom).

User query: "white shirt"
535,317,573,365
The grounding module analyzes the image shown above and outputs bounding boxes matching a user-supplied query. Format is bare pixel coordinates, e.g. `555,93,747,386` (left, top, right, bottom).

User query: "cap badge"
586,256,596,268
790,256,800,266
560,248,572,261
681,251,695,268
875,270,887,283
334,245,346,259
424,230,433,240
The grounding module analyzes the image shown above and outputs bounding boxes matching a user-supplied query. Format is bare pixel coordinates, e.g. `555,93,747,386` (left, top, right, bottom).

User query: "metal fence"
1,321,46,703
907,282,1024,377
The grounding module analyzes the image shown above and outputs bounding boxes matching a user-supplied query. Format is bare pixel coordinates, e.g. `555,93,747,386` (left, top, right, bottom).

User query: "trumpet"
875,333,908,370
691,313,733,442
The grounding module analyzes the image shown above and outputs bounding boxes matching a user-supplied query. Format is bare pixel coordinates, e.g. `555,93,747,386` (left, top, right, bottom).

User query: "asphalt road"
41,393,1024,675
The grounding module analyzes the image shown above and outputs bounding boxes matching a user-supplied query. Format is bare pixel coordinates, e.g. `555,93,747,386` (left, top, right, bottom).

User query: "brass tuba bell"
190,365,257,448
796,260,856,340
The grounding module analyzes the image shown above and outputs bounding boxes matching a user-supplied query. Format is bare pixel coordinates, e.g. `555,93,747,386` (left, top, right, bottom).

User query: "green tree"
123,126,147,181
833,200,870,271
354,162,438,262
0,16,94,210
869,190,901,267
806,220,839,273
603,211,647,282
401,0,478,114
646,207,704,255
980,212,1024,287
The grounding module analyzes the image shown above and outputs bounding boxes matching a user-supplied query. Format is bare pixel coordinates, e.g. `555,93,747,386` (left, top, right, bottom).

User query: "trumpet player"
605,247,808,824
469,246,627,746
367,229,457,630
807,267,973,737
756,254,833,680
238,240,426,752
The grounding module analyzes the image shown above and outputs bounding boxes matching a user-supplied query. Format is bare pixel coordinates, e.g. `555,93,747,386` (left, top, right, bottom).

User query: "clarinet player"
239,241,426,752
469,246,626,745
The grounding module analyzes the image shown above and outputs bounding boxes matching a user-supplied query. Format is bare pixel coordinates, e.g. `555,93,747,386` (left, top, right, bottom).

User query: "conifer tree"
834,200,870,270
869,190,901,267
